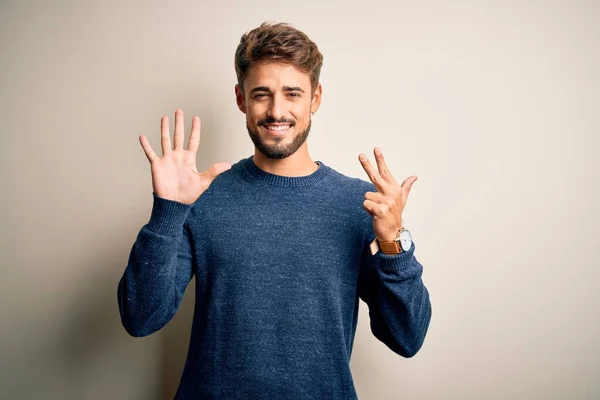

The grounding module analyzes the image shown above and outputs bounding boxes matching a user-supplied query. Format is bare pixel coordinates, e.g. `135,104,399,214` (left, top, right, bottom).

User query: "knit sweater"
117,155,432,400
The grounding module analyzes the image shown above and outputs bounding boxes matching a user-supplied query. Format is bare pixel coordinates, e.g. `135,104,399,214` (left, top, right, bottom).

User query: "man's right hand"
139,109,232,205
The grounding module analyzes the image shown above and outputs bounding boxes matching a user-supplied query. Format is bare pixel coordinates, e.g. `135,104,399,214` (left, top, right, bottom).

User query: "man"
118,21,432,399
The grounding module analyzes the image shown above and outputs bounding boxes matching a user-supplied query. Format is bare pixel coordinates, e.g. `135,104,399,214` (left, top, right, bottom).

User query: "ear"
235,84,247,114
311,83,323,114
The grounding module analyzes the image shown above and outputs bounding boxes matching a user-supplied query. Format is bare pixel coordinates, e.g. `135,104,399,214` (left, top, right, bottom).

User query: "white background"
1,0,598,399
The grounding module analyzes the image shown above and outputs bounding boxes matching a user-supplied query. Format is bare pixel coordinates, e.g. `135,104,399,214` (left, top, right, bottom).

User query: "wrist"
373,224,411,255
377,226,403,242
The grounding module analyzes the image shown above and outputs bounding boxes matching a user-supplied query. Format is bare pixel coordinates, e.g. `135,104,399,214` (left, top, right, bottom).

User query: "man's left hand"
359,147,418,242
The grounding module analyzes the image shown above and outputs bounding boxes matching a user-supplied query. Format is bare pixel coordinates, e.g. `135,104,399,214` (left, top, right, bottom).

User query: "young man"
118,21,432,399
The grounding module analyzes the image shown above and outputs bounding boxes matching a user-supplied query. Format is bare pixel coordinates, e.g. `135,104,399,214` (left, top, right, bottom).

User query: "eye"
288,93,300,98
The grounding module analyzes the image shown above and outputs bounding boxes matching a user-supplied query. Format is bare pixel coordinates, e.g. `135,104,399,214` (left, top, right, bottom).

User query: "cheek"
293,103,312,119
244,109,259,125
292,111,311,126
247,105,266,123
287,104,304,117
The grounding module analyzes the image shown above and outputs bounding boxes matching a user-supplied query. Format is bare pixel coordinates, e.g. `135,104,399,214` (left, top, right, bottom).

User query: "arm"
356,147,431,357
358,238,432,358
117,192,196,337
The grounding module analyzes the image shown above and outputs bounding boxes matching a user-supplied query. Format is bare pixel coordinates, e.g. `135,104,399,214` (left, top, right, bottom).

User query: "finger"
188,116,201,153
374,147,398,185
161,116,172,155
139,135,159,163
363,199,384,217
359,153,390,193
173,109,184,150
364,191,389,204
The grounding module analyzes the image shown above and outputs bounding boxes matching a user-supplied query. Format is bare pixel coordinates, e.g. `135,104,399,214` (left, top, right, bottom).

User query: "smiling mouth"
262,124,293,135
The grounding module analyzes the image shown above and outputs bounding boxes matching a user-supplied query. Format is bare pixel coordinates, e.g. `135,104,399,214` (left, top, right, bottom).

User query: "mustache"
258,117,295,126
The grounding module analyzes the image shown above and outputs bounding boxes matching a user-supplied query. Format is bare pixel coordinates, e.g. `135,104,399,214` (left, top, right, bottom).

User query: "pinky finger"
139,135,158,163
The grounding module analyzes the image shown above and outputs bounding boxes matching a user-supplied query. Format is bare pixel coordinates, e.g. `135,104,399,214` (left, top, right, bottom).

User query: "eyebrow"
249,86,306,94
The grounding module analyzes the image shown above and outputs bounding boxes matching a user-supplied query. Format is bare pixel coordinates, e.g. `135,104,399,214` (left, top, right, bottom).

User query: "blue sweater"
117,155,432,399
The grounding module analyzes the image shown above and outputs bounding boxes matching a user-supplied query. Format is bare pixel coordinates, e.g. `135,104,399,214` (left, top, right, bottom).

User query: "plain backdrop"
1,1,598,399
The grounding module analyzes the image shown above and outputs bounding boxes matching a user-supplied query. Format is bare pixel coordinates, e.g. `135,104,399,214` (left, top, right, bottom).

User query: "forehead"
244,62,311,91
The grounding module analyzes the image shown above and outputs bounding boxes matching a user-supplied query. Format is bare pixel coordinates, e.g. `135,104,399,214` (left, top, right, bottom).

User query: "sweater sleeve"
357,237,432,358
117,192,196,337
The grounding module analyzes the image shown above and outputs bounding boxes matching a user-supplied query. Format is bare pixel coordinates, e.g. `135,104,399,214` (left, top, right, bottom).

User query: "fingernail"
375,147,381,154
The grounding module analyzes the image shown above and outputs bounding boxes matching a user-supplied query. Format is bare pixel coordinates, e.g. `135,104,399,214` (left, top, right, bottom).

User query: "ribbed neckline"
241,155,331,188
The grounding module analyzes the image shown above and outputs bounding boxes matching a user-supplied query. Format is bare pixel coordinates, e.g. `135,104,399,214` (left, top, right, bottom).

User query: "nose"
266,94,284,121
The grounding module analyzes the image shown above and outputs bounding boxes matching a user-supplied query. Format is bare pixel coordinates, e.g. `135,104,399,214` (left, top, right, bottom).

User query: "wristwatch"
372,227,413,255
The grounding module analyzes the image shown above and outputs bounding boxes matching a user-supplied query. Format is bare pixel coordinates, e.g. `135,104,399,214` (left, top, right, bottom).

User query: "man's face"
235,62,322,159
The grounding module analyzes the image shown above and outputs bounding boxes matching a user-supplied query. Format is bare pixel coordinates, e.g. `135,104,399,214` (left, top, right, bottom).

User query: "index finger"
373,147,399,185
187,116,201,153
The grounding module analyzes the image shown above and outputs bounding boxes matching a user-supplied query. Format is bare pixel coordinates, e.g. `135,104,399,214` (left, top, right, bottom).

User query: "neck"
253,145,318,177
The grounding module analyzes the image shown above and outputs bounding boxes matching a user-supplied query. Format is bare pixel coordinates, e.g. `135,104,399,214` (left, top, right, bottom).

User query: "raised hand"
139,109,231,205
359,147,418,241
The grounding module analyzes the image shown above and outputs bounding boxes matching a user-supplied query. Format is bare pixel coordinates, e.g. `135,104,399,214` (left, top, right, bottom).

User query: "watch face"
400,229,412,251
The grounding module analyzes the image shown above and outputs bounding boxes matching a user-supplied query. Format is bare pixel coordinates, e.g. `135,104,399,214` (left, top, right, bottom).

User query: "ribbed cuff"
374,241,420,275
147,192,193,235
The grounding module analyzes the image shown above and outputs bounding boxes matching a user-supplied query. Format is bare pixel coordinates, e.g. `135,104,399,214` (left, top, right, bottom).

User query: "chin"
247,119,312,160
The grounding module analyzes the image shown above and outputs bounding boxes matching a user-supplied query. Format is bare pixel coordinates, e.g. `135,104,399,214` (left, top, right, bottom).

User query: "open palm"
139,109,231,205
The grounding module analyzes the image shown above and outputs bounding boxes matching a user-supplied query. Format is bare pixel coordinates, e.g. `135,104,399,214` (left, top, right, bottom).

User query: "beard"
247,117,312,160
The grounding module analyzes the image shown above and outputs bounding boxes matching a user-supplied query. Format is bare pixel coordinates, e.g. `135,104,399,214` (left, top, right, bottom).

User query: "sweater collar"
241,155,330,188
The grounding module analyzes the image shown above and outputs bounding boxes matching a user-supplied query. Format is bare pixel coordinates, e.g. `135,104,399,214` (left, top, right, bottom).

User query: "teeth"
265,125,290,131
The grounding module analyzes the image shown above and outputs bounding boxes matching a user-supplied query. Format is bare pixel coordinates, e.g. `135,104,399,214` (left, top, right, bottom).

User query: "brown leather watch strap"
378,240,402,254
370,238,403,255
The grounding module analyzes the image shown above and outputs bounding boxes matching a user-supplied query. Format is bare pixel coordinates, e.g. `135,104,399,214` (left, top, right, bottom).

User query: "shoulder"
322,165,377,243
320,163,375,222
324,163,377,195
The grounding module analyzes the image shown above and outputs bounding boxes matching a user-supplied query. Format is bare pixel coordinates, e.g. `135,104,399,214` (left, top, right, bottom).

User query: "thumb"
203,162,232,181
402,176,418,193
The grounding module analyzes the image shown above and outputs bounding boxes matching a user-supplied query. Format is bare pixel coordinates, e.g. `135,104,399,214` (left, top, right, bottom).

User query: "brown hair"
234,22,323,96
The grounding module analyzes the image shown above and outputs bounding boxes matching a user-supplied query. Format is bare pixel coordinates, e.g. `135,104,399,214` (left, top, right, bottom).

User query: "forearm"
117,193,195,337
360,242,432,357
